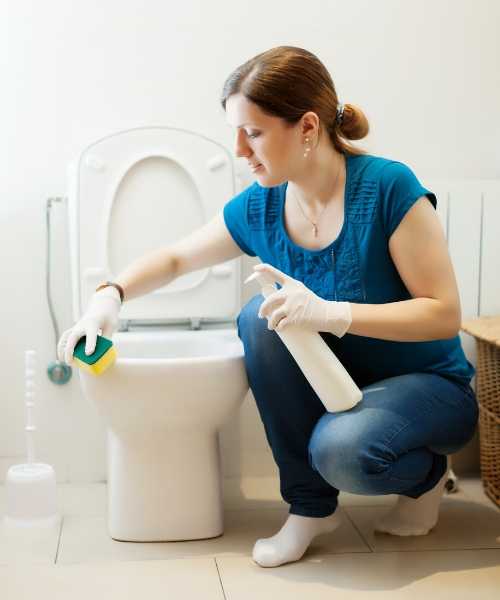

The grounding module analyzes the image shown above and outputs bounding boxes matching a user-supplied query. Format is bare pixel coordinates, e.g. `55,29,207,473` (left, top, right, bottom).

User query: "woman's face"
225,93,304,186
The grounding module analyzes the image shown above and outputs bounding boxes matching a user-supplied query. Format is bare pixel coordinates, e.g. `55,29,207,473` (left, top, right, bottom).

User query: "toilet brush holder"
4,463,60,528
3,349,60,528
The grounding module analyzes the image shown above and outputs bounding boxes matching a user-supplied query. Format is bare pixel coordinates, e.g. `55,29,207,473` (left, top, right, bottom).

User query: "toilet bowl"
67,127,250,541
79,326,247,541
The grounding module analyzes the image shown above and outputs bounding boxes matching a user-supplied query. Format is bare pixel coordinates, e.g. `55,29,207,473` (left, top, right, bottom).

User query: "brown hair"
220,46,369,156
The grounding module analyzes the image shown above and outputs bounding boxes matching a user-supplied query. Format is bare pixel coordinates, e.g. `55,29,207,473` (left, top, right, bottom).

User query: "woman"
220,45,477,567
58,46,478,569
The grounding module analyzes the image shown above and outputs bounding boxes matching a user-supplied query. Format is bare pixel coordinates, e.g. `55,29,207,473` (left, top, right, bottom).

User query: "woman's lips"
251,163,263,172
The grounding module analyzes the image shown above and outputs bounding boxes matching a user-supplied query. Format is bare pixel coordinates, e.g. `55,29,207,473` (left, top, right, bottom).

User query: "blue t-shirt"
223,152,475,388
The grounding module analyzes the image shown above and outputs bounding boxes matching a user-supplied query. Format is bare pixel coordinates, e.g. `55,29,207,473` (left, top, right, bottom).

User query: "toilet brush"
3,350,60,528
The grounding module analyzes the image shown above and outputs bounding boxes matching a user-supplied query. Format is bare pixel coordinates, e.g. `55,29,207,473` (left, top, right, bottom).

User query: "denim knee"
308,416,355,486
308,415,393,491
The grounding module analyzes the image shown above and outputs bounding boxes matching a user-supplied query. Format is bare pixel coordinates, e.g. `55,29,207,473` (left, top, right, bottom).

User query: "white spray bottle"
244,270,363,413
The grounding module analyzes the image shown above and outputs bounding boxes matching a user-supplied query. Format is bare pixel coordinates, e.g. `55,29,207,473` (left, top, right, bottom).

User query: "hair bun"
339,103,370,140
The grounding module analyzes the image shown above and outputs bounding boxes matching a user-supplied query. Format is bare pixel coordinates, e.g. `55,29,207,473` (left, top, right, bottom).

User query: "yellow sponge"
73,335,116,376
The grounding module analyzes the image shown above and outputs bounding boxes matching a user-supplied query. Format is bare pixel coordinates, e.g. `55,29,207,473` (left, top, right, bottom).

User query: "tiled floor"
0,475,499,599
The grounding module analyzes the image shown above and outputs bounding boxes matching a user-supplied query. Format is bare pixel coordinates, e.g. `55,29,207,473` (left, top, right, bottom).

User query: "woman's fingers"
258,294,286,319
57,330,71,363
64,327,86,365
253,263,288,286
268,307,289,330
84,329,98,356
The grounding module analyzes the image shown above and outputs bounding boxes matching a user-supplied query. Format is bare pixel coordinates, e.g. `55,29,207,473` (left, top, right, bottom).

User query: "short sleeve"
379,161,437,238
223,184,257,257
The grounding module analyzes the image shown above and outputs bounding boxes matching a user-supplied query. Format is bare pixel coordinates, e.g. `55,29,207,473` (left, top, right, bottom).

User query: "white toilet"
67,127,250,542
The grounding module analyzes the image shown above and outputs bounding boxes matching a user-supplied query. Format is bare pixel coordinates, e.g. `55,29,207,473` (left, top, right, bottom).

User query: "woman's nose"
234,132,252,159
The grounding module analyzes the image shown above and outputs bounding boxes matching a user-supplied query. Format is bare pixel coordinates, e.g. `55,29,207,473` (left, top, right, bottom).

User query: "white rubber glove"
253,263,352,337
57,287,122,366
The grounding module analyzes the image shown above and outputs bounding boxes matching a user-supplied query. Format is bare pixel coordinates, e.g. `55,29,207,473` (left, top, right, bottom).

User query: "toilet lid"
68,127,241,324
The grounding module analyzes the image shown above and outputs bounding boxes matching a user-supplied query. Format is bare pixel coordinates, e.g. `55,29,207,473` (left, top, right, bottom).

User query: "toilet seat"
68,127,240,326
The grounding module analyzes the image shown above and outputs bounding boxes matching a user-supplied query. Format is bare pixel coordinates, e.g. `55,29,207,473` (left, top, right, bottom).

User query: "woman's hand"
57,287,122,365
251,263,352,337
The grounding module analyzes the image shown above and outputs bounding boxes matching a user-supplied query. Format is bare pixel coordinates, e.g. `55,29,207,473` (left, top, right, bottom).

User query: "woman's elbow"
444,323,461,339
443,305,462,339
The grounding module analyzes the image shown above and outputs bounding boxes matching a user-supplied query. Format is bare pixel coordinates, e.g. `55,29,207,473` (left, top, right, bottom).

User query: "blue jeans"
237,294,479,518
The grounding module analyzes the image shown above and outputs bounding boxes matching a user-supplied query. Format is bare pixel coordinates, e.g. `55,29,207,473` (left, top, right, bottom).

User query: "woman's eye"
248,132,260,139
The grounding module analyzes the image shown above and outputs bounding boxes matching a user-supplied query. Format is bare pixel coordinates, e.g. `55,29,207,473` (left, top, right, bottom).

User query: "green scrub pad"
73,335,116,375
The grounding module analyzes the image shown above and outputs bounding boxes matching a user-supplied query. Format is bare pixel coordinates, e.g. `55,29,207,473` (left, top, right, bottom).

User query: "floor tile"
216,549,500,599
343,500,500,552
57,506,370,565
0,518,62,565
57,483,107,517
0,557,224,600
457,477,500,511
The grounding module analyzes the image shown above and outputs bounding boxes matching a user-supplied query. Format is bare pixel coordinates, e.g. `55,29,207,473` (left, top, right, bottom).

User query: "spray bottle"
244,271,363,413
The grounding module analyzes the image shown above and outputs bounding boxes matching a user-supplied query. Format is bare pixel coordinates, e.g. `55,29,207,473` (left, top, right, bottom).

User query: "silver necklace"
289,157,343,237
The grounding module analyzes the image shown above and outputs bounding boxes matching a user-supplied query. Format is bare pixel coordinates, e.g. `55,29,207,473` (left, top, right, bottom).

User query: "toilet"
67,126,250,542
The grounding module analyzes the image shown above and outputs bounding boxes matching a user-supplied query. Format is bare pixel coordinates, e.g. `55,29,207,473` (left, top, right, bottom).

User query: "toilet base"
106,427,224,542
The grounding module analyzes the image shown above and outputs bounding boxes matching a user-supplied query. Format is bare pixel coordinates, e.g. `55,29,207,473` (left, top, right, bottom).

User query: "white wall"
1,0,499,483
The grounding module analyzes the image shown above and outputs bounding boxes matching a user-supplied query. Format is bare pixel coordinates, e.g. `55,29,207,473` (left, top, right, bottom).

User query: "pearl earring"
303,137,310,158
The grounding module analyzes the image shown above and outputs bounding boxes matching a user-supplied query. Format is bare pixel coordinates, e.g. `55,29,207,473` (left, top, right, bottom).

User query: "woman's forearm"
345,298,461,342
114,248,178,302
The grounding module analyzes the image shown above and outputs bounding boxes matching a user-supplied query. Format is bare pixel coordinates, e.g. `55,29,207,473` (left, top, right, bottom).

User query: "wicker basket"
462,316,500,508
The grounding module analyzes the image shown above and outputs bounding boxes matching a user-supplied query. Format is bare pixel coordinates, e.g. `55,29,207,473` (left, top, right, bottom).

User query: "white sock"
374,455,450,536
252,511,343,568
